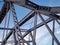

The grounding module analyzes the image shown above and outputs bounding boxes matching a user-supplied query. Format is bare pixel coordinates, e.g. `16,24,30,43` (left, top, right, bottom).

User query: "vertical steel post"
52,20,55,45
32,12,37,45
13,30,17,45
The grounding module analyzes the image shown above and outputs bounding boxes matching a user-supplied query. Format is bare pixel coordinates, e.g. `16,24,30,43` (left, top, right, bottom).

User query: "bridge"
0,0,60,45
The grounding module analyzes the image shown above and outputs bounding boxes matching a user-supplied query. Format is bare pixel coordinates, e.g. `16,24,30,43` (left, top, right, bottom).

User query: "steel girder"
0,0,60,45
0,27,28,32
13,0,60,13
0,0,60,24
1,11,35,45
39,14,60,45
14,0,60,20
1,17,53,45
1,6,60,45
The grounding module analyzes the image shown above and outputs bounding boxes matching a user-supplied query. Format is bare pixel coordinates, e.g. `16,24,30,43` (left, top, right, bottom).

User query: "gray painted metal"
0,0,60,45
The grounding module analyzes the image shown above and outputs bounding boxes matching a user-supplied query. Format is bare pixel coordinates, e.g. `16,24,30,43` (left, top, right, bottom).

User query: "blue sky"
30,0,60,6
0,0,60,45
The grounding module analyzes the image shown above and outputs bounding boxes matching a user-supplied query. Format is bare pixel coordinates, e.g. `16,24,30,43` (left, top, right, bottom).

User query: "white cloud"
6,43,14,45
41,36,51,45
36,21,60,44
36,26,48,40
56,31,60,34
59,40,60,42
47,21,59,30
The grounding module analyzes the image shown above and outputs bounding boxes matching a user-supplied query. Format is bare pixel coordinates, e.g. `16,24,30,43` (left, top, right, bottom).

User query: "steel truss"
0,0,60,45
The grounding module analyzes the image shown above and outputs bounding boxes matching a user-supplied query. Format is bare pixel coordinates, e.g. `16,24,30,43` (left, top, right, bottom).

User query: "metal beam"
0,0,59,25
1,1,60,44
1,10,55,45
14,0,51,11
0,0,60,23
1,11,35,44
39,14,60,45
32,12,37,45
1,11,60,45
1,17,53,45
0,1,60,45
15,0,60,20
0,27,28,32
14,0,60,13
5,0,60,14
1,18,53,45
0,2,10,23
21,18,53,38
0,27,14,30
36,11,60,20
19,11,35,26
0,40,32,44
52,20,55,45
